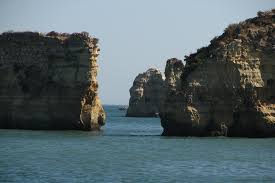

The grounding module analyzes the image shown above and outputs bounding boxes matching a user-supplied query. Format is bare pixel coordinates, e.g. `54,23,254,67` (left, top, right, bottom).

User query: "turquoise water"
0,105,275,183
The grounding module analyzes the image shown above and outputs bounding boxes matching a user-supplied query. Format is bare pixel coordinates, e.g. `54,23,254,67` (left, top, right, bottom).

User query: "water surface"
0,105,275,182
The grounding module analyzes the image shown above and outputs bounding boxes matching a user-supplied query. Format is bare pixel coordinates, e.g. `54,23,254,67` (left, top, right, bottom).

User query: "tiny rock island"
0,31,105,130
160,10,275,137
126,68,164,117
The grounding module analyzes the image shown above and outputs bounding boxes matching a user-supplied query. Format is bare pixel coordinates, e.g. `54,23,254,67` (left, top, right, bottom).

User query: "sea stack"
126,68,164,117
160,10,275,137
0,31,105,130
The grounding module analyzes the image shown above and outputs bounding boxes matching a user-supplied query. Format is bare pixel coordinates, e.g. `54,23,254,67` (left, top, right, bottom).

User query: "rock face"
160,10,275,137
0,31,105,130
126,68,164,117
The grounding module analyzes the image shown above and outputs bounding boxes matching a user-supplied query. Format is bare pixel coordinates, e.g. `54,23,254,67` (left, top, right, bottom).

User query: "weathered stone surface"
126,68,164,117
160,9,275,137
0,31,105,130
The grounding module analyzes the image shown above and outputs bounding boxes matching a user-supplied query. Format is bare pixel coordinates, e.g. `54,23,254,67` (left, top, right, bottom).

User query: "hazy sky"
0,0,274,104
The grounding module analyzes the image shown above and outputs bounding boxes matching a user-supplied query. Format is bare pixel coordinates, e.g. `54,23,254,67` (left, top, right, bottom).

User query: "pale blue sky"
0,0,274,104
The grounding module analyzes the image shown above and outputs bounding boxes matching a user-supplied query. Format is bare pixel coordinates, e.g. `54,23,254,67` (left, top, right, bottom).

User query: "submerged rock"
126,68,164,117
160,9,275,137
0,31,105,130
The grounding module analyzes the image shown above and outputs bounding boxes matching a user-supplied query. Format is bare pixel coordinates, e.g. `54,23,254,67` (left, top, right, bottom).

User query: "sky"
0,0,274,105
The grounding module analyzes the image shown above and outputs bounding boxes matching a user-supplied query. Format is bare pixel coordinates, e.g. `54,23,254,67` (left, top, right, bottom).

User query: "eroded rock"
0,31,105,130
126,68,164,117
160,9,275,137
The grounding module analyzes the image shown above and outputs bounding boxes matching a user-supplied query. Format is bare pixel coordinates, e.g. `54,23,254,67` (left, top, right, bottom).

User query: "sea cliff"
160,10,275,137
0,31,105,130
126,68,164,117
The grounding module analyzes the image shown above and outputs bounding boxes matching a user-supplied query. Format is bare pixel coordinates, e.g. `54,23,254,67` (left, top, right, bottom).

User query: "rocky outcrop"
0,31,105,130
126,68,164,117
160,10,275,137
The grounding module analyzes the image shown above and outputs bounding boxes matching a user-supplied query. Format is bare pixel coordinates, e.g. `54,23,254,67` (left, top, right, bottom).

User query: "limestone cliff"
0,31,105,130
160,10,275,137
126,68,164,117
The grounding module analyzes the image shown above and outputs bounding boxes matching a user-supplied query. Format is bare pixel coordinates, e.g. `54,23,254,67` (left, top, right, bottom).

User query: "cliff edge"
0,31,105,130
160,10,275,137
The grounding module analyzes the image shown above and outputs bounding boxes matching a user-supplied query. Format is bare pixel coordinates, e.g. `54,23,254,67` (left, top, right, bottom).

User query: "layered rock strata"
160,10,275,137
0,31,105,130
126,68,164,117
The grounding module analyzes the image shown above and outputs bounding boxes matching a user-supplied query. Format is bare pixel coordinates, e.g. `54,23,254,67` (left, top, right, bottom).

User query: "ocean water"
0,105,275,183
